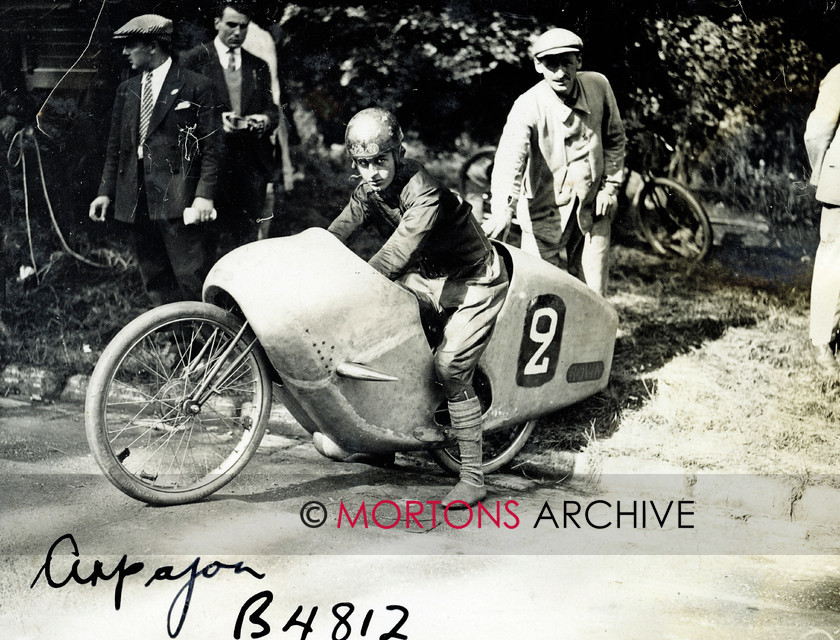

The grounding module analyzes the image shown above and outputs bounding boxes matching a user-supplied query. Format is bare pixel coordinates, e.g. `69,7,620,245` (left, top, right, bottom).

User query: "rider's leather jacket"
328,158,492,281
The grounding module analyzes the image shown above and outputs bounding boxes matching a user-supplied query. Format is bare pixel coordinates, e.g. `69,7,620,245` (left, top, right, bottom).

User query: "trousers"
399,248,509,401
527,214,611,296
810,205,840,344
133,161,213,304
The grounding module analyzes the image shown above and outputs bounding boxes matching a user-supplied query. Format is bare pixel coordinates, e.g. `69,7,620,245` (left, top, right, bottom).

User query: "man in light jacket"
484,28,625,296
805,63,840,373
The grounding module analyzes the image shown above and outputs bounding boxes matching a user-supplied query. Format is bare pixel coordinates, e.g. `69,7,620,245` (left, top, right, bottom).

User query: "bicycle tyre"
85,302,273,505
633,176,712,261
459,146,497,221
429,419,536,476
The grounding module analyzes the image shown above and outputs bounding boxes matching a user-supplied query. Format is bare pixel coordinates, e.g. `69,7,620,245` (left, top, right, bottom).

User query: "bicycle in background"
459,135,712,262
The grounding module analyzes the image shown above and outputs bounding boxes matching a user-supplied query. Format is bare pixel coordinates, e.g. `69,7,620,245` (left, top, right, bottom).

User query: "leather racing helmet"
345,108,404,159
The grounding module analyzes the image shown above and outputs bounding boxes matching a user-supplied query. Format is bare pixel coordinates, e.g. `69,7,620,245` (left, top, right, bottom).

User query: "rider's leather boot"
442,396,486,508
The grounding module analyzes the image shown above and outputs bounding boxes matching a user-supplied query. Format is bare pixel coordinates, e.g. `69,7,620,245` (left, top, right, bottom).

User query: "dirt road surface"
2,400,840,639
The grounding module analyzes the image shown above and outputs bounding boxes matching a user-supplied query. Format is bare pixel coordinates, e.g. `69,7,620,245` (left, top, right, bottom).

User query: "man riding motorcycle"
327,108,510,507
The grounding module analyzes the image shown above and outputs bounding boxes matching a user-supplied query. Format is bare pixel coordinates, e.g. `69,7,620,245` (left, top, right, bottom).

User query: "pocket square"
175,100,193,110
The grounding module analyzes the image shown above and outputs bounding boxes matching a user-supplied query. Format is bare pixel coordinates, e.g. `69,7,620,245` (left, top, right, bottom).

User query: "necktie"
224,48,242,115
139,72,153,147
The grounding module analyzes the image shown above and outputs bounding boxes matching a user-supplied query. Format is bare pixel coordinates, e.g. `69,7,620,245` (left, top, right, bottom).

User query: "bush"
698,114,821,228
275,4,539,147
622,13,820,179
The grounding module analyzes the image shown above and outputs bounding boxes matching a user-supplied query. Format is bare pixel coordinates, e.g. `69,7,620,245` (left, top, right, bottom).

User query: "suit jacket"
806,64,840,206
97,62,220,223
180,42,280,175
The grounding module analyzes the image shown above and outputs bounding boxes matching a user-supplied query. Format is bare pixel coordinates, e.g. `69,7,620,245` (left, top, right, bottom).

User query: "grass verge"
519,241,838,485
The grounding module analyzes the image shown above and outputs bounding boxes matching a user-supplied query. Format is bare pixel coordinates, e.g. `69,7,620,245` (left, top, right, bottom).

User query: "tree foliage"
273,3,826,192
23,1,840,225
274,4,540,145
621,12,822,180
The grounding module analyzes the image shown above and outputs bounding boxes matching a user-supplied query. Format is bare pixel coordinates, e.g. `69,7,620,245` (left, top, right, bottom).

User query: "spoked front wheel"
429,419,536,476
634,176,712,261
85,302,273,505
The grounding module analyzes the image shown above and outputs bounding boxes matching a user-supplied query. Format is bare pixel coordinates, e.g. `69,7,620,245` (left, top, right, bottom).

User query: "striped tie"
224,48,242,115
139,72,153,147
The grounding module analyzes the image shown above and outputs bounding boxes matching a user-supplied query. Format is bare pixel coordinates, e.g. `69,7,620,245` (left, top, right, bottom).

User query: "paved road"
2,400,840,639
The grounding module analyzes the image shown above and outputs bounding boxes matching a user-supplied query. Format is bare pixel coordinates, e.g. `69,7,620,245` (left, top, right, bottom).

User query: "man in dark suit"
89,14,220,305
181,1,280,252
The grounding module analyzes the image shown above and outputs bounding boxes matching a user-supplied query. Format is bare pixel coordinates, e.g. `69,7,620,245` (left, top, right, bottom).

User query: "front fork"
182,320,257,414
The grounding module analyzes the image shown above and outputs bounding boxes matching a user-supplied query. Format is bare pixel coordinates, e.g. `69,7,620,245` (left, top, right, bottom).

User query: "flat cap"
531,28,583,58
113,14,173,40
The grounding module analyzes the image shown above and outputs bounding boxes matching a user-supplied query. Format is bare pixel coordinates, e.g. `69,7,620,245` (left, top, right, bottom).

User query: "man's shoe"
809,341,840,373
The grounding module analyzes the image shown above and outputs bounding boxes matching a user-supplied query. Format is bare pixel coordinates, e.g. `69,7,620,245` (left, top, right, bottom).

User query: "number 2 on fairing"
516,294,565,387
524,308,558,375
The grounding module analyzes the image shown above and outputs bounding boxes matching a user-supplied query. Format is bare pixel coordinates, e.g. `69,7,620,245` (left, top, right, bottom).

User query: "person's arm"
328,187,367,243
805,65,840,185
258,61,280,130
89,82,127,221
244,58,280,134
596,77,626,217
367,180,441,279
191,75,220,221
485,98,533,238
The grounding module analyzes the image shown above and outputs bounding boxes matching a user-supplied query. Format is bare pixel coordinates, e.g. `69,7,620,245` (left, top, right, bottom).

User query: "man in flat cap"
89,14,220,305
181,1,280,253
484,27,625,296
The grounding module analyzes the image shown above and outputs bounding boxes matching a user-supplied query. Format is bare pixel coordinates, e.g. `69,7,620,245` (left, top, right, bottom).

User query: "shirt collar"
564,77,581,104
146,56,172,84
564,76,590,113
214,36,241,69
545,75,590,114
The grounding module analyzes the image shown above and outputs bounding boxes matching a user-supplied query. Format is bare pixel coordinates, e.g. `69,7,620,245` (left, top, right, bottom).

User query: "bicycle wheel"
634,176,712,261
459,146,497,221
429,420,536,476
85,302,273,505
